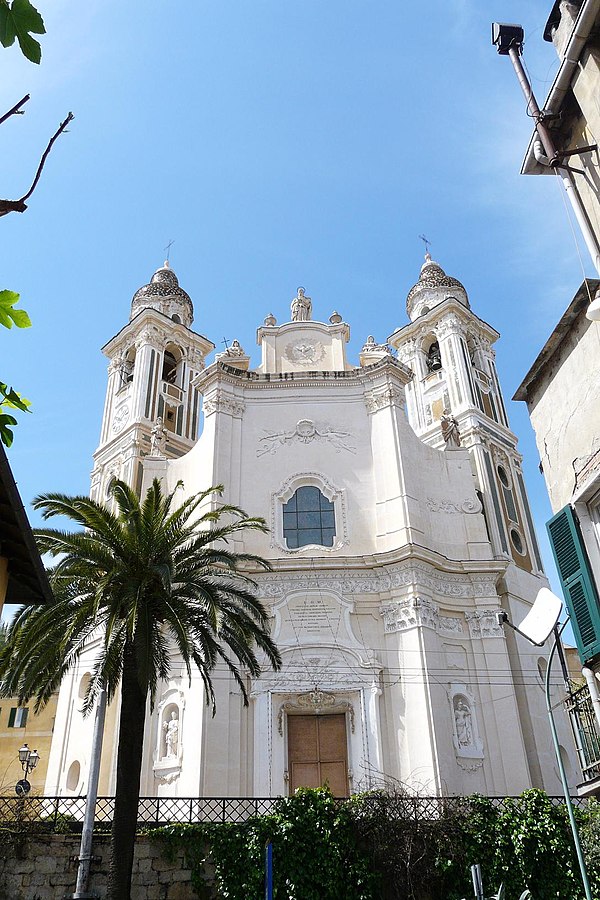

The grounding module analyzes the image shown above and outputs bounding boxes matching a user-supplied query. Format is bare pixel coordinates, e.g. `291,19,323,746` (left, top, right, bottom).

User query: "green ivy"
151,788,600,900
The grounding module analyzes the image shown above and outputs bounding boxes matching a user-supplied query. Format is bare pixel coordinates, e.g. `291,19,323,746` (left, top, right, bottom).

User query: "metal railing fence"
0,793,588,834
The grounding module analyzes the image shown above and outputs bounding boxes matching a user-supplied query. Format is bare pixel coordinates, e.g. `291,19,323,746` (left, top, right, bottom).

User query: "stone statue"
291,287,312,322
441,409,461,449
150,416,167,456
163,711,179,758
227,339,245,357
454,699,473,748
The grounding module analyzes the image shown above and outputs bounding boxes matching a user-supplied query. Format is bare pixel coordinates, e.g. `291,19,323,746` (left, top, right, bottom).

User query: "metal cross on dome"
164,239,175,262
418,234,432,254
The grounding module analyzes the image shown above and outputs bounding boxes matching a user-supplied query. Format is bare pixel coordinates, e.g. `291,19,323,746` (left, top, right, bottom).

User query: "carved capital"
380,596,439,633
465,609,504,639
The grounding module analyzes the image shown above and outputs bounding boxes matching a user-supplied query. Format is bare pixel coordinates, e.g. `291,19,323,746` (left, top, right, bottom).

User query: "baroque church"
45,256,577,799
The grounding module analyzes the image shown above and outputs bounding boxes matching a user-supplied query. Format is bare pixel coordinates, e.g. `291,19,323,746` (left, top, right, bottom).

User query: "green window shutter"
8,708,16,727
547,505,600,663
19,708,28,727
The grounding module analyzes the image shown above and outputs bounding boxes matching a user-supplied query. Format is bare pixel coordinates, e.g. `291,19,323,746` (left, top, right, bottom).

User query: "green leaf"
0,0,44,63
0,290,31,329
0,412,18,447
0,1,17,47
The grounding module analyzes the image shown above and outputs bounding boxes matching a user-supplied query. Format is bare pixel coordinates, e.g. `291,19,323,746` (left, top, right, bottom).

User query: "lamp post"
497,588,593,900
16,743,40,796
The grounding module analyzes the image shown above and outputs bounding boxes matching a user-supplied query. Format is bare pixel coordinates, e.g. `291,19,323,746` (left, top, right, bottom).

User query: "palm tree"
0,478,281,899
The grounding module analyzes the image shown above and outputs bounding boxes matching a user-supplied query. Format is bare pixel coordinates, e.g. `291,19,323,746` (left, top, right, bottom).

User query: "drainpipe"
507,43,600,278
545,0,600,117
582,666,600,732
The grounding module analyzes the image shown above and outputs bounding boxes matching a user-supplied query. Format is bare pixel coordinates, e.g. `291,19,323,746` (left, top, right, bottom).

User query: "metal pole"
71,685,107,899
265,841,273,900
507,45,600,275
545,627,593,900
471,863,484,900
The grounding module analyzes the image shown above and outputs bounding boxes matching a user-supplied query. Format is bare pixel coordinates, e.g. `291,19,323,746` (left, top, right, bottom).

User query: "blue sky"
1,0,592,607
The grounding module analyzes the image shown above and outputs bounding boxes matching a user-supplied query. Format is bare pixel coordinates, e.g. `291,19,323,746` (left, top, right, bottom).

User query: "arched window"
426,340,442,372
162,349,178,384
283,486,335,549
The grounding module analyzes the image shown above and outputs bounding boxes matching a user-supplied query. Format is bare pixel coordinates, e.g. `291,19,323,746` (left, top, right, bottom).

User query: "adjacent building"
45,256,579,799
512,0,600,792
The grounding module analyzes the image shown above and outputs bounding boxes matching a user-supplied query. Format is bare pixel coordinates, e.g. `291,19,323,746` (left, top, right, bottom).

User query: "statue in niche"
454,698,473,748
150,416,168,456
163,710,179,758
291,287,312,322
441,409,461,449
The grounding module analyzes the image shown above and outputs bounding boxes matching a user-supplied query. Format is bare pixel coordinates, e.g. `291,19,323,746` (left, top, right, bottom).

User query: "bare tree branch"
0,95,31,128
0,110,74,217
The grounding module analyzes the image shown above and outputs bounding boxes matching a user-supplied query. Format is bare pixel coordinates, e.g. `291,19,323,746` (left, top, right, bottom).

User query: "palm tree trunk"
106,640,147,900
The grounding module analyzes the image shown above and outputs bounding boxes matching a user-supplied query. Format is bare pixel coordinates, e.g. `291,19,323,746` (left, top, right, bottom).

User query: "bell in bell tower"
389,254,544,576
91,262,215,500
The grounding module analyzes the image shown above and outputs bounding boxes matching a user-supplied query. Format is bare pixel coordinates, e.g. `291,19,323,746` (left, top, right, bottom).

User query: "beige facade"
0,695,57,795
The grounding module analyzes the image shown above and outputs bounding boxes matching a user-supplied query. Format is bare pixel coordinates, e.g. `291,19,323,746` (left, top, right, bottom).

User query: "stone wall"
0,832,212,900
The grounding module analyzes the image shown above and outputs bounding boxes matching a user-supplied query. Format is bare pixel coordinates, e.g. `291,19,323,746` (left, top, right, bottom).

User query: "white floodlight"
516,587,563,646
587,290,600,322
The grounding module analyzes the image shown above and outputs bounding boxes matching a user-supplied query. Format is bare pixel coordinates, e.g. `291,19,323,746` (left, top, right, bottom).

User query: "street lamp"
497,588,593,900
16,743,40,796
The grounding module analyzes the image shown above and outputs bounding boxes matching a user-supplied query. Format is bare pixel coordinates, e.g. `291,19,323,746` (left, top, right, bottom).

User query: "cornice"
193,356,412,394
388,299,500,347
101,308,215,358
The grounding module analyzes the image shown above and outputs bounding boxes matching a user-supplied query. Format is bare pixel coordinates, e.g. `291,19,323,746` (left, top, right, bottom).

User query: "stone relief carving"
284,339,325,366
426,497,482,515
380,596,439,633
439,616,464,635
364,385,404,413
203,390,245,418
257,419,356,457
255,562,499,602
435,314,464,339
465,609,504,639
277,691,356,736
135,325,168,350
395,339,416,365
186,349,206,371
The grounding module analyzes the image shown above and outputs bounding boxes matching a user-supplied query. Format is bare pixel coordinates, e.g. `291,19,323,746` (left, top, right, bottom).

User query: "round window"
497,465,510,488
510,528,524,555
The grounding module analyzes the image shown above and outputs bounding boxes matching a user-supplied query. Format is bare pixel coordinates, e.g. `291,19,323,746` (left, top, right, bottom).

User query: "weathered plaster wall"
527,313,600,511
0,833,211,900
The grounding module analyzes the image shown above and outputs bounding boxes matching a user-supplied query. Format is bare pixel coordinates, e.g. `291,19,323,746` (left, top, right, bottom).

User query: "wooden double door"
287,713,349,797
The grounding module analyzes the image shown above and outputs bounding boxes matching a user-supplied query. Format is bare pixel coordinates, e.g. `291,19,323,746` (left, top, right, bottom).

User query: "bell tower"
91,262,215,500
389,255,544,575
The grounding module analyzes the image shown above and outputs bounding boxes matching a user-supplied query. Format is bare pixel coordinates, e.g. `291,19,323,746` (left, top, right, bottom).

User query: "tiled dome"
406,254,469,321
130,262,194,327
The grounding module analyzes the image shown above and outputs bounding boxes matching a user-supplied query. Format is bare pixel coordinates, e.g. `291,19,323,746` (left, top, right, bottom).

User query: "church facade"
45,257,578,799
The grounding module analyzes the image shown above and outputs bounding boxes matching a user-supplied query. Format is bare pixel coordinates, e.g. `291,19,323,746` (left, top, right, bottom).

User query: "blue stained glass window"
283,486,336,549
